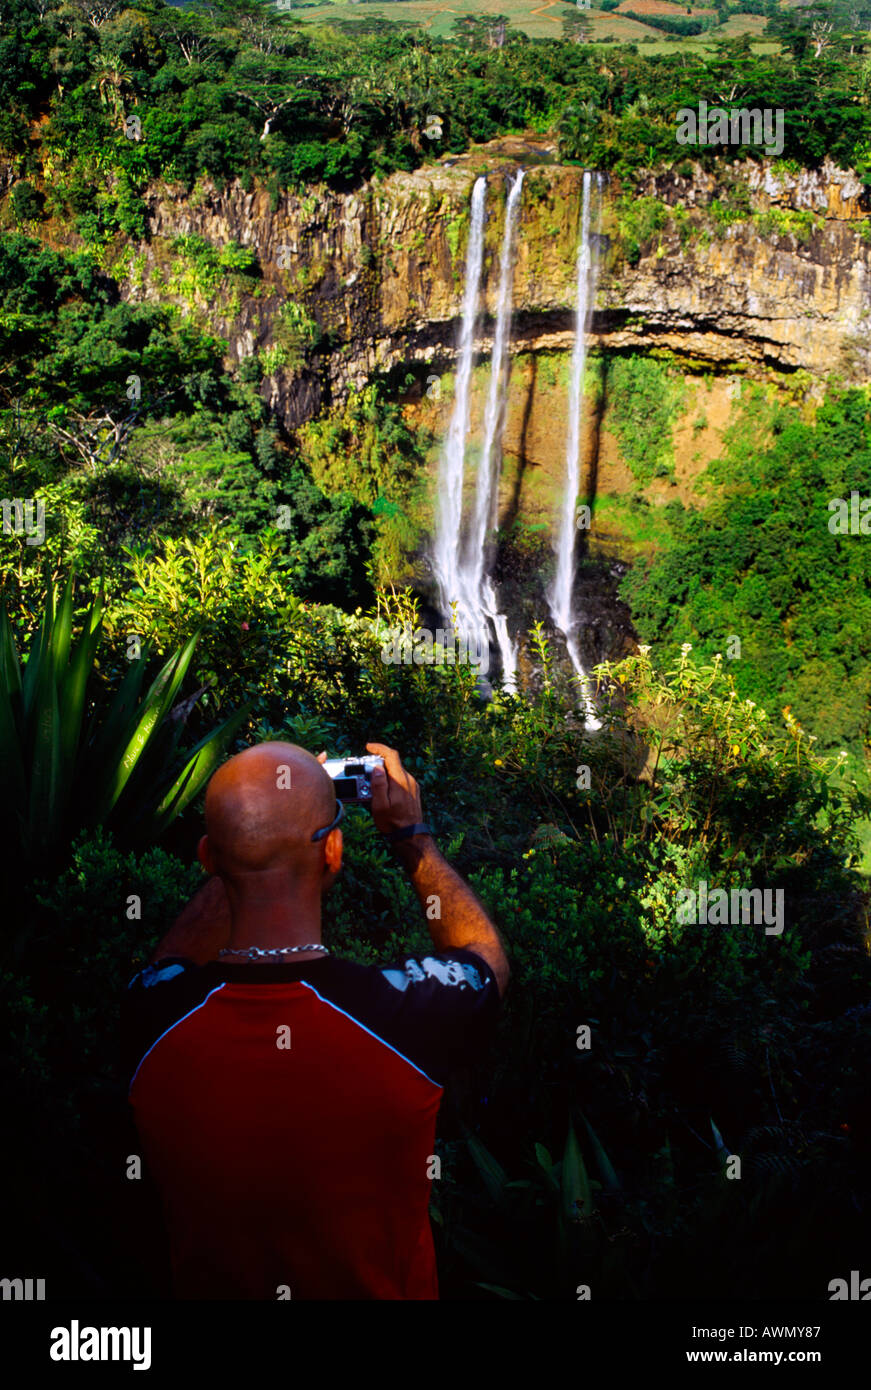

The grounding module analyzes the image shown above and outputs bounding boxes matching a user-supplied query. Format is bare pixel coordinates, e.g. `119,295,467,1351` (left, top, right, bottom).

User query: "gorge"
120,138,871,695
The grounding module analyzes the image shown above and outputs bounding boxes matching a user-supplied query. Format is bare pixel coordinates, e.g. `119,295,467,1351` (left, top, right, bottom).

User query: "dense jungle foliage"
2,0,871,208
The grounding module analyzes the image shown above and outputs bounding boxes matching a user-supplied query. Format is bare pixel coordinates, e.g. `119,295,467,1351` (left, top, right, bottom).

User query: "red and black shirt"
121,948,500,1300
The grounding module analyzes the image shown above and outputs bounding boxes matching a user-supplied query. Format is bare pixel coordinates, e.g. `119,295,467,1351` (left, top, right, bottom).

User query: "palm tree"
624,93,651,120
557,100,600,161
91,53,134,127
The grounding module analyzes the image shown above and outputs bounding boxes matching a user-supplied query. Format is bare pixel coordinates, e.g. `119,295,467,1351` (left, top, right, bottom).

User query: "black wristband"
384,823,433,842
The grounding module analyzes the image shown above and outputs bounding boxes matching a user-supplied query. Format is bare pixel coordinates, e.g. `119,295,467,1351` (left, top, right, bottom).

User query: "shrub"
10,181,44,223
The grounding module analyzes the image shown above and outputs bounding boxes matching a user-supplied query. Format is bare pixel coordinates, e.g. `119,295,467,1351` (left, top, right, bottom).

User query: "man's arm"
389,835,510,997
149,874,232,966
366,742,510,997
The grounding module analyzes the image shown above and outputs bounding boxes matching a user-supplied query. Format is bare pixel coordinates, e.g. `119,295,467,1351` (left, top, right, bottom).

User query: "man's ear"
198,834,217,876
324,828,343,876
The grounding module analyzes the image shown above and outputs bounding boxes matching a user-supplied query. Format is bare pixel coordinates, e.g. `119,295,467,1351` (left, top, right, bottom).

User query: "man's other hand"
365,742,423,837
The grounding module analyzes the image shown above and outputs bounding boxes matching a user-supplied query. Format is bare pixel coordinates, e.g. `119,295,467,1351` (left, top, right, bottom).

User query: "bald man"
121,741,508,1300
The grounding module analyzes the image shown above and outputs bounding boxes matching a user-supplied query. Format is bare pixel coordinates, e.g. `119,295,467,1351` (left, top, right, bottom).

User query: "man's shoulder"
121,949,500,1088
127,957,198,987
122,948,496,1005
124,956,219,1006
297,948,499,1086
121,957,225,1087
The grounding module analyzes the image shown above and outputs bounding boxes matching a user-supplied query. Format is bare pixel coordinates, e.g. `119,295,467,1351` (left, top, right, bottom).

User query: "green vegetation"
5,590,869,1296
605,354,685,482
752,205,822,244
620,10,713,35
165,234,260,310
611,180,820,265
588,491,675,554
0,231,376,613
620,387,871,763
2,0,871,243
265,299,324,368
298,378,433,581
614,194,672,264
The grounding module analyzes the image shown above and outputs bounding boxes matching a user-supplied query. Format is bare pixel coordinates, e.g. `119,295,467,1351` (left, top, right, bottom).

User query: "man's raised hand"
365,742,423,837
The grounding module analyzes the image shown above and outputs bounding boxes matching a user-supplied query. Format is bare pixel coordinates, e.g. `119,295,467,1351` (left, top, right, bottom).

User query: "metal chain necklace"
218,945,329,959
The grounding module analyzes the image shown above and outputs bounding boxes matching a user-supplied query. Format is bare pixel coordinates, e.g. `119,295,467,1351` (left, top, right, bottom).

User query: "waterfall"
433,171,523,692
432,176,488,627
461,169,524,691
433,168,602,708
548,170,602,730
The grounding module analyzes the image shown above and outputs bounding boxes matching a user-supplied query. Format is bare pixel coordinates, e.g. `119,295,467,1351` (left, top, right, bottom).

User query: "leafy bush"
614,195,670,266
9,181,44,223
114,531,294,714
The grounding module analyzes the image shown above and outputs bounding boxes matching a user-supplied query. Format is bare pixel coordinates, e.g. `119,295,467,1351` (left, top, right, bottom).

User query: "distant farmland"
295,0,594,42
293,0,777,50
615,0,716,13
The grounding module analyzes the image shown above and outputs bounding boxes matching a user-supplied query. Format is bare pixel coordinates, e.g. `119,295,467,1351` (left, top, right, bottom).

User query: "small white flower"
638,644,651,655
680,642,693,654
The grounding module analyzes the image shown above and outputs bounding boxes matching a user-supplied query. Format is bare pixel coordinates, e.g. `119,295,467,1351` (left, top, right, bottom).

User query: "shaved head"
202,743,337,881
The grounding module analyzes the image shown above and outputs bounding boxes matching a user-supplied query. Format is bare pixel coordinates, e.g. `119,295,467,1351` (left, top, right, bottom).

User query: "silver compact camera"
323,755,384,803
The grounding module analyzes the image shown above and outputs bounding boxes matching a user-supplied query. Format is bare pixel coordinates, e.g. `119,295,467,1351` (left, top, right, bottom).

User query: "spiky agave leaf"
466,1133,508,1206
87,634,200,824
0,578,247,882
560,1120,592,1225
580,1111,621,1191
141,700,252,838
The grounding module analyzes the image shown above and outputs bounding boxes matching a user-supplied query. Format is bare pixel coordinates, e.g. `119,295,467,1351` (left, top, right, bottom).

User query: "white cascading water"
548,170,601,729
460,169,525,691
432,176,488,626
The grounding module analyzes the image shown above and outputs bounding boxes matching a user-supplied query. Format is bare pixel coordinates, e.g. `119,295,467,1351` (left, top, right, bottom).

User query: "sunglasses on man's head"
311,800,345,842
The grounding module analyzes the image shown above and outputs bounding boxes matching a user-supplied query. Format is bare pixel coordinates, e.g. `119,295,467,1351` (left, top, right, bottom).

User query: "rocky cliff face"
129,139,871,432
609,160,870,376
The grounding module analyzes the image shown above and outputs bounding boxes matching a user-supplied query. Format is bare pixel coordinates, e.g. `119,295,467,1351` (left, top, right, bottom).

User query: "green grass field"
293,0,778,51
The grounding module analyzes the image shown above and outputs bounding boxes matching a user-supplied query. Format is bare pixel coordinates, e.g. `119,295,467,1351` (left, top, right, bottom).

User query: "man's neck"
218,874,324,963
